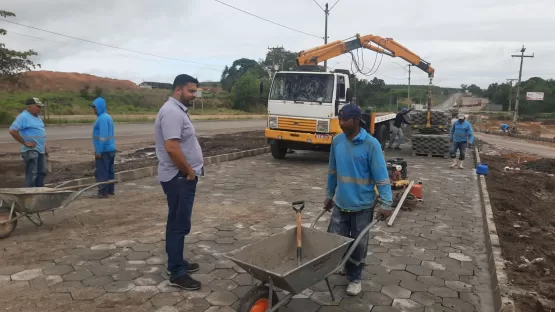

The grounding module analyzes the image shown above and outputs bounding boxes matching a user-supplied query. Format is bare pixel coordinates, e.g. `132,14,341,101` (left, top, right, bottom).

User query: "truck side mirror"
346,88,353,102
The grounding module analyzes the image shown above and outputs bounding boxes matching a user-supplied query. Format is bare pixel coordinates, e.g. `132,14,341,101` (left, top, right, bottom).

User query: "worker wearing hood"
91,97,116,197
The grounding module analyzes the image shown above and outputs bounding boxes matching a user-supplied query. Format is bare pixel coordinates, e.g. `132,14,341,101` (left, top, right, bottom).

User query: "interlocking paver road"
0,150,494,311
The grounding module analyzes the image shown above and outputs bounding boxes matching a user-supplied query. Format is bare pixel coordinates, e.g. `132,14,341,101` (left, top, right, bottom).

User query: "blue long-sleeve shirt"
326,128,393,211
450,120,474,144
92,97,116,154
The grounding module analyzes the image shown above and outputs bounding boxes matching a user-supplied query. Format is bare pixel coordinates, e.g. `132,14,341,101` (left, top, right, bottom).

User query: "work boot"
346,280,362,296
169,275,201,291
449,159,458,168
394,147,402,150
387,146,392,150
166,263,200,276
458,160,464,169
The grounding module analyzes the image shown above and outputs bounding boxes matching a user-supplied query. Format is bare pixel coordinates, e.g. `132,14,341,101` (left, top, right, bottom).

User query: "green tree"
261,48,298,72
230,72,259,111
0,10,40,77
220,58,265,92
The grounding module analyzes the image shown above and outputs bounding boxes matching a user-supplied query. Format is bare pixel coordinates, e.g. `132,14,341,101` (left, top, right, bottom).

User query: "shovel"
292,200,305,266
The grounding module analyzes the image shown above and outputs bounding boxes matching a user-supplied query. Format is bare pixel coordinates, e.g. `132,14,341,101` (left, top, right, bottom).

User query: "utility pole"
267,46,283,77
323,3,329,71
506,78,518,111
511,46,534,123
313,1,339,71
407,64,414,104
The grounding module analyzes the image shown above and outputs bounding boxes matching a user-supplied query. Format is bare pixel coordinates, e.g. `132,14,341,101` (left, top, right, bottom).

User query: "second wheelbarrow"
225,201,385,312
0,180,118,239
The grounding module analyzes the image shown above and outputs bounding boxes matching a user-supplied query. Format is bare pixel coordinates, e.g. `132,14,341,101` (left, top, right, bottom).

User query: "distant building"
138,81,173,90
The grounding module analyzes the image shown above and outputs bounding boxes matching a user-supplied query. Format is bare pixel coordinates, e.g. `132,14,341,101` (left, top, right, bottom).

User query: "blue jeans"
22,150,46,187
95,151,116,195
450,141,467,160
161,173,198,279
328,207,373,282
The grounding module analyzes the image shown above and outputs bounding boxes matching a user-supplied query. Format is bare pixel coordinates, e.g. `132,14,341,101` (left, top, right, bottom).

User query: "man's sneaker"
166,263,199,275
346,280,362,296
169,275,201,291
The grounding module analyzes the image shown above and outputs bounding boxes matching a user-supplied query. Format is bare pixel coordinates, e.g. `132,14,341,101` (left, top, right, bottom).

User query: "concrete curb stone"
473,146,516,312
47,146,271,188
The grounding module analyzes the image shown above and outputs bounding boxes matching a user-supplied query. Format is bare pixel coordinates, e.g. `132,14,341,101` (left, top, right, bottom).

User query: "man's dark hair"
173,74,199,91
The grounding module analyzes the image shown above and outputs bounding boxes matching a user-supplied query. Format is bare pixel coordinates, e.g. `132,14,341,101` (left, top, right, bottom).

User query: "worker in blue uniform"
324,103,393,296
449,114,474,169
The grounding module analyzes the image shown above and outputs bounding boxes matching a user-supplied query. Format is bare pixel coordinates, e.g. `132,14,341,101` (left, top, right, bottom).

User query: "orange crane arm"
297,34,435,77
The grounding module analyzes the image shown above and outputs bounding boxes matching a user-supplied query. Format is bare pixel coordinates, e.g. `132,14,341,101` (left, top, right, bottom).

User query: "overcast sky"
2,0,554,88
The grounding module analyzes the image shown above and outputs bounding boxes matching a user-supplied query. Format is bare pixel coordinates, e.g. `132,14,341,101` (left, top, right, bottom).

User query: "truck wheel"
375,124,387,150
271,143,287,159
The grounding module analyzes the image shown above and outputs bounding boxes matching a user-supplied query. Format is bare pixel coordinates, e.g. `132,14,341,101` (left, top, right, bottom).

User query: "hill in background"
0,71,139,92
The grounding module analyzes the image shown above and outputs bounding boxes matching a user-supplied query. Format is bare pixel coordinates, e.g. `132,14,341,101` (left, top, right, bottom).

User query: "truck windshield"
269,73,334,103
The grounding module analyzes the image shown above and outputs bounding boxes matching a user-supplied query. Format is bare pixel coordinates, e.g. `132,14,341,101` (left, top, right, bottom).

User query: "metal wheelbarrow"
0,180,118,239
225,201,385,312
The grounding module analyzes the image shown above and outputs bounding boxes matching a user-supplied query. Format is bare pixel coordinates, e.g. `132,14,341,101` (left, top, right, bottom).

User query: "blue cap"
338,103,362,119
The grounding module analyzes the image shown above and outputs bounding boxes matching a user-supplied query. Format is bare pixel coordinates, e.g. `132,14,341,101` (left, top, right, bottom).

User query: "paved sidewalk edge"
474,147,516,312
49,146,271,187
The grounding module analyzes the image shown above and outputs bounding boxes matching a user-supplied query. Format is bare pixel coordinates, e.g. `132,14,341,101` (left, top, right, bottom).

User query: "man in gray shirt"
155,74,203,290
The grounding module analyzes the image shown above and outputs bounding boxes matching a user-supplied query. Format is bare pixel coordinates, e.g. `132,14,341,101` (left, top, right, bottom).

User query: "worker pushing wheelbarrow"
0,180,118,239
225,201,387,312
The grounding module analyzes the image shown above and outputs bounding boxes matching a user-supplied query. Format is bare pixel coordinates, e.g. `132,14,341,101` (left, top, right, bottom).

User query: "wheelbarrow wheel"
0,207,17,239
237,285,279,312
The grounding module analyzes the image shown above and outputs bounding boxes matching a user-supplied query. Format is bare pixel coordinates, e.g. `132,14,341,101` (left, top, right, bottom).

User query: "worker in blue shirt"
91,97,116,198
8,98,48,187
324,103,393,296
449,114,474,169
500,123,510,134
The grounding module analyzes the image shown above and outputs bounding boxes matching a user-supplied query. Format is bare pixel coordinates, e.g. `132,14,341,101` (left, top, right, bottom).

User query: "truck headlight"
268,116,278,129
317,120,329,133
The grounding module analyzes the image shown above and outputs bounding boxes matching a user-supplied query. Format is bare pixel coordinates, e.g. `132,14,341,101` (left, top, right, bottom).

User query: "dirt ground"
481,152,555,312
475,117,555,139
0,130,266,188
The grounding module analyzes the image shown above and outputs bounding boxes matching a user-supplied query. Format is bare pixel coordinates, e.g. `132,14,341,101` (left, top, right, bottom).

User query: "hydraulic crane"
297,34,435,78
297,34,436,127
265,33,435,158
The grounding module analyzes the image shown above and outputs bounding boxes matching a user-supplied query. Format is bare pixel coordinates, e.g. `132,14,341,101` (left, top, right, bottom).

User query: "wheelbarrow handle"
310,208,328,229
58,180,119,209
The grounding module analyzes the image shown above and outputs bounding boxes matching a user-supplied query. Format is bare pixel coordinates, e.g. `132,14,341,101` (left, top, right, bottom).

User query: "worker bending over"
324,104,393,296
449,114,474,169
388,107,413,150
500,123,510,134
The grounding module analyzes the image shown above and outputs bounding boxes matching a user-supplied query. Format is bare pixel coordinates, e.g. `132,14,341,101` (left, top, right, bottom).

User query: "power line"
312,0,325,11
329,0,341,11
8,31,226,72
213,0,323,39
0,18,223,69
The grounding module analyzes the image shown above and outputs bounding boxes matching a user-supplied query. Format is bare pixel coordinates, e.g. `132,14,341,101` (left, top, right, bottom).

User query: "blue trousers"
450,141,467,160
328,207,373,282
161,173,198,279
95,151,116,195
22,150,46,187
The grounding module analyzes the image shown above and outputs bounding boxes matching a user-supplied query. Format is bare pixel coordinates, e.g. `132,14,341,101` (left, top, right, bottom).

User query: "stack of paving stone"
411,133,450,157
409,110,450,127
409,110,451,157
